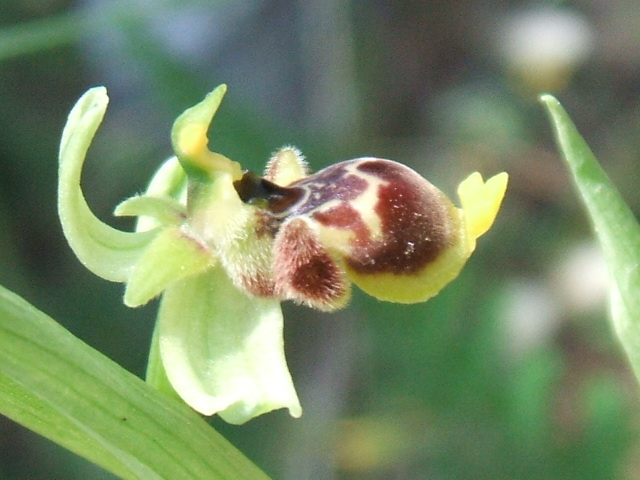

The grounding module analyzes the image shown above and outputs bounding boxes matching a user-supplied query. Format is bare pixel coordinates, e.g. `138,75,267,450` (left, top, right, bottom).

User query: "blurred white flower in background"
502,278,561,358
551,242,609,315
502,242,609,358
497,8,594,92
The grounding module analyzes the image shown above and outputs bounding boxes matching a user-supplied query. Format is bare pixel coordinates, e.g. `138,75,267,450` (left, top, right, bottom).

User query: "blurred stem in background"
0,9,83,61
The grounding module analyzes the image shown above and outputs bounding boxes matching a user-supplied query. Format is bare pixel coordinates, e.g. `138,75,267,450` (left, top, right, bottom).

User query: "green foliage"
541,95,640,380
0,284,270,479
1,3,639,479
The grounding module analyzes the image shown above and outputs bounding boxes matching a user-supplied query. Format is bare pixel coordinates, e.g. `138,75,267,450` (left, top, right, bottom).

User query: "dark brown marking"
273,218,347,310
311,203,371,248
346,159,455,275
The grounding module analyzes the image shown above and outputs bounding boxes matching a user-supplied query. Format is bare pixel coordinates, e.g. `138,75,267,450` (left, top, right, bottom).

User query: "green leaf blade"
540,94,640,377
0,372,135,480
0,284,270,480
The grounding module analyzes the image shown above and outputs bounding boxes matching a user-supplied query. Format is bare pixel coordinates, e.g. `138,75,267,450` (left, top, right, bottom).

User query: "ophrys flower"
58,84,507,423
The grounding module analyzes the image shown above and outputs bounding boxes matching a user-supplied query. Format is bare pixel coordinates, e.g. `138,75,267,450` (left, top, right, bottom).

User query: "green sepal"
146,319,181,401
157,266,302,424
58,87,157,282
124,226,216,307
540,94,640,379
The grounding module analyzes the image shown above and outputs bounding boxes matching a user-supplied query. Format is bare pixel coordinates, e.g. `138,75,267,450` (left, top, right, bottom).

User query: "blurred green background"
2,1,640,479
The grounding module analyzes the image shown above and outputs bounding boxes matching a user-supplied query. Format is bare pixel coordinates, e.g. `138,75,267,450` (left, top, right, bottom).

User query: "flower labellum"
58,84,507,423
231,150,507,310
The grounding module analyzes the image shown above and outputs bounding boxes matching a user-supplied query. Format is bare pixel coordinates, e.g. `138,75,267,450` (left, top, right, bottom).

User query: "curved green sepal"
157,267,302,424
170,84,242,181
124,227,215,307
58,87,157,282
115,196,186,227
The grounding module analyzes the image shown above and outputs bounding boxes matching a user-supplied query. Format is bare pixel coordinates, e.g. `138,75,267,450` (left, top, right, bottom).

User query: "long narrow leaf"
540,94,640,378
0,372,132,479
0,284,270,480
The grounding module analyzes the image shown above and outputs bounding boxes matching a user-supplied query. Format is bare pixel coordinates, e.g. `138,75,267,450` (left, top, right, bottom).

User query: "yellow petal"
457,172,508,252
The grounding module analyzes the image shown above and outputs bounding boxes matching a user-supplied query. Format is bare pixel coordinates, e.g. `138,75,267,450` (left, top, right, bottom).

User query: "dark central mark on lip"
234,171,304,214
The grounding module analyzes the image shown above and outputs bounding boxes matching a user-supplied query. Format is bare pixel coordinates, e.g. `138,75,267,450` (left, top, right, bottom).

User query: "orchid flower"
58,84,507,424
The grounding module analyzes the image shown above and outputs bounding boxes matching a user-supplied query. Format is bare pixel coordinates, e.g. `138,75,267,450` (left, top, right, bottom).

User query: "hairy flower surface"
58,84,507,423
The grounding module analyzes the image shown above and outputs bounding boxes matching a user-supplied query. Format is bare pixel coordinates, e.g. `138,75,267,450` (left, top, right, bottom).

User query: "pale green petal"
157,267,302,424
58,87,157,282
114,196,186,227
143,156,188,199
124,226,215,307
133,156,188,232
